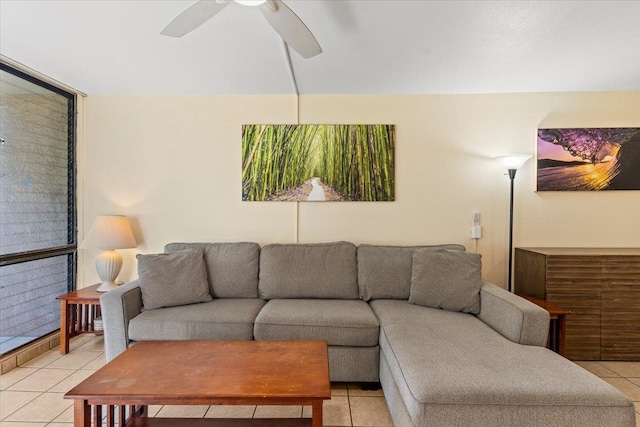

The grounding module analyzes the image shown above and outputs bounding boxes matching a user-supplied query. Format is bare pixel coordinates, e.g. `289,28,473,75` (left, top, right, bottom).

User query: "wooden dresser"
514,247,640,361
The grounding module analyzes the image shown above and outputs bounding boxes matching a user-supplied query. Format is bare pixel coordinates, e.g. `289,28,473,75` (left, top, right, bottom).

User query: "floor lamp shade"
81,215,137,292
495,154,532,172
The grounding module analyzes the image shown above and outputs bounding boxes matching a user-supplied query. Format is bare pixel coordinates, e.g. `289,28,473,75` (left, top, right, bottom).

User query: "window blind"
0,63,76,355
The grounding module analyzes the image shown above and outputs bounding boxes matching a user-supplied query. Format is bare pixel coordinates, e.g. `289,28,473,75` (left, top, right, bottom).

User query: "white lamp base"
96,281,123,292
95,249,123,292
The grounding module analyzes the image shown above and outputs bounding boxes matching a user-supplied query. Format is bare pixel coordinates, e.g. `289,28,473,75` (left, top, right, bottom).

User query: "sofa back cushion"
164,242,260,298
259,242,359,299
409,248,482,314
357,244,467,301
137,249,212,310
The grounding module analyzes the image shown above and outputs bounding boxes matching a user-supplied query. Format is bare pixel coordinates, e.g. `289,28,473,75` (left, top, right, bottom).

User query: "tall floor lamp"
496,154,532,293
81,215,137,292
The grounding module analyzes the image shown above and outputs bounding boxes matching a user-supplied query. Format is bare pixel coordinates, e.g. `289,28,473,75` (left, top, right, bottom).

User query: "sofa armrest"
477,282,550,347
100,280,142,362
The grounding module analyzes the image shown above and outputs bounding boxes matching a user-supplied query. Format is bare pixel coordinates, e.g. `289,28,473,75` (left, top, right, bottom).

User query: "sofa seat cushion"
371,299,634,427
254,299,379,347
128,298,266,341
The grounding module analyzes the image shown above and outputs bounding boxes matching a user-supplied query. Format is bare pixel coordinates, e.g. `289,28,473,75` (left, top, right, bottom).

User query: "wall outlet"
471,212,481,238
472,212,480,226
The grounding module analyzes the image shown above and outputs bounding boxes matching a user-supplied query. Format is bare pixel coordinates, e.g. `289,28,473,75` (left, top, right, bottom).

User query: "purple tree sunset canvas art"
537,127,640,191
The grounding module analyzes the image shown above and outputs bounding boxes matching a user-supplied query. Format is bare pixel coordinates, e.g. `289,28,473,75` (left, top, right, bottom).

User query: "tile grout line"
0,338,101,423
2,365,51,419
0,389,45,422
349,390,354,427
1,366,41,391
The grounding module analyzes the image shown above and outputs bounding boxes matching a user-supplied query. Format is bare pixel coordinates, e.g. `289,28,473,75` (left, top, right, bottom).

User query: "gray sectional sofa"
100,241,636,427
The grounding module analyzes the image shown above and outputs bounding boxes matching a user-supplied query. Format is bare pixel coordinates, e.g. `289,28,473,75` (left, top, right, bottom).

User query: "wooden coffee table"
65,340,330,427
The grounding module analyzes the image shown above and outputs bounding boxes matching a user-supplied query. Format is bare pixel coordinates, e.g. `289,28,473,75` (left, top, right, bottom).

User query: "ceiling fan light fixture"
235,0,267,6
163,0,321,58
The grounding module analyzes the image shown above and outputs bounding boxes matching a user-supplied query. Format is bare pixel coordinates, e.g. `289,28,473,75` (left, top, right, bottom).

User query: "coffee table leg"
74,399,90,426
312,400,323,427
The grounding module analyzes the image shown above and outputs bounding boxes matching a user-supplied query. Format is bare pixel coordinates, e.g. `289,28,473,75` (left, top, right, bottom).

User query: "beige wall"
80,92,640,288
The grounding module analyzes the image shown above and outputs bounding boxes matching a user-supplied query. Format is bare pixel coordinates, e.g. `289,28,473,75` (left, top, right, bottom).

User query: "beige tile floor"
0,335,639,426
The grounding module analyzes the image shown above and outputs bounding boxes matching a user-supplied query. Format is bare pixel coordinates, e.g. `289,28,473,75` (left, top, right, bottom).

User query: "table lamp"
81,215,137,292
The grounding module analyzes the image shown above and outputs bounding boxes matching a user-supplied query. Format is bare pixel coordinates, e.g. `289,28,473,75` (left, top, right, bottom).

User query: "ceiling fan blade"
161,0,229,37
258,0,322,58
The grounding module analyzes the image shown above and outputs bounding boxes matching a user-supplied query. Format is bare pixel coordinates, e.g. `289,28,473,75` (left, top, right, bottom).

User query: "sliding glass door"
0,63,76,355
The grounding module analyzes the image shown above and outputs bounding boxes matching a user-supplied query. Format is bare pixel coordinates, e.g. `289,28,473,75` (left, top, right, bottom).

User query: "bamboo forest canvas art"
242,125,395,201
537,127,640,191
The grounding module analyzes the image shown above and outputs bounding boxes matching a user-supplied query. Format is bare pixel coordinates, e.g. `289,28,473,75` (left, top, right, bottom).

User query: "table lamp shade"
81,215,137,292
81,215,136,250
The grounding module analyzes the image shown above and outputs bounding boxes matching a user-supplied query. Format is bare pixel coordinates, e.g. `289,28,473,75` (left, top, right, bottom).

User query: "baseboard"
0,331,61,374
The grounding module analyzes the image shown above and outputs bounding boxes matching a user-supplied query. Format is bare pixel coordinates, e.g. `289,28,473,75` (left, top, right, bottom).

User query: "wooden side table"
56,284,103,354
518,294,571,357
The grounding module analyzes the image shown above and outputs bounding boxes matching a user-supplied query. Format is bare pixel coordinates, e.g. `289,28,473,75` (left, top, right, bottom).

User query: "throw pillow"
137,249,212,310
409,249,482,314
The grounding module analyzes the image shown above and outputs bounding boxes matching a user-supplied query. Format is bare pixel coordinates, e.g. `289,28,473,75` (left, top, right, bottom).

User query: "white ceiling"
1,0,639,95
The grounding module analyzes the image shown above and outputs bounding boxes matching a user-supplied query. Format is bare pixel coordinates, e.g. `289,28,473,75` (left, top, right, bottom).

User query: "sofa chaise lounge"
101,241,635,427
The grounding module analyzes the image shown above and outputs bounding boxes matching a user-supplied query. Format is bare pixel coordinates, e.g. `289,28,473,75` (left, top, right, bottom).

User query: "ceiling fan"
161,0,322,58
